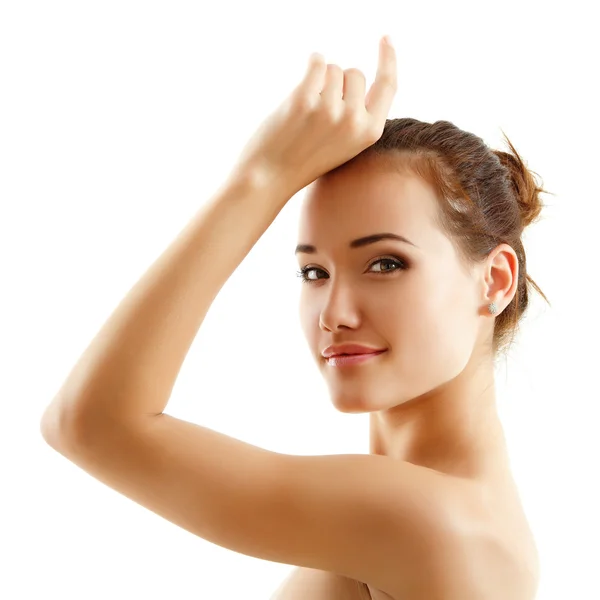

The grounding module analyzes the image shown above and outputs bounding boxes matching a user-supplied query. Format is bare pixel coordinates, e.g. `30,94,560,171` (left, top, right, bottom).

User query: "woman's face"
296,159,484,414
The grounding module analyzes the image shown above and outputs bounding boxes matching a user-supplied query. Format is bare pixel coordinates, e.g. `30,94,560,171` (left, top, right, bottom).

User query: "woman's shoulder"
460,476,541,600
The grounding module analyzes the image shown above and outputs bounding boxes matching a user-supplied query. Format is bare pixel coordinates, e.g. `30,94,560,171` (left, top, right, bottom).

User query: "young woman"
41,35,545,599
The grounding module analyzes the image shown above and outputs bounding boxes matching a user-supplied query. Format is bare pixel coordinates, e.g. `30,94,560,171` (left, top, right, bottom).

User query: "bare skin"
41,37,539,599
297,157,514,479
276,156,541,599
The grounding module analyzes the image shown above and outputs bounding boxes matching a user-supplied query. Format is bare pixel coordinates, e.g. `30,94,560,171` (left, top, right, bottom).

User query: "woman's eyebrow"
294,232,418,255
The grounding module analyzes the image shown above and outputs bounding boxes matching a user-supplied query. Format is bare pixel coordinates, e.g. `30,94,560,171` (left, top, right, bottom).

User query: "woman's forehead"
298,168,441,245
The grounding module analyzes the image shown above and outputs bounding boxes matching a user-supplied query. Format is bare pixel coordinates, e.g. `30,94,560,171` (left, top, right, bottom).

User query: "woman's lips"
326,350,387,367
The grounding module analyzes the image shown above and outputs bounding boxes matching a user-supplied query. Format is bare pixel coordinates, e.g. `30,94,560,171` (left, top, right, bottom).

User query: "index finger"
298,52,327,99
365,36,398,123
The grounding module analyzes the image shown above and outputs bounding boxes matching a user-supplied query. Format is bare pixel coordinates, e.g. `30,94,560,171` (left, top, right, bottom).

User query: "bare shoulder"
360,474,539,600
46,410,538,599
434,478,541,600
269,477,539,600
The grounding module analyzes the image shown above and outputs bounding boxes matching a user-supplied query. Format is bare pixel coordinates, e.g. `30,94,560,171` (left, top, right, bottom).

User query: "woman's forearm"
42,171,294,435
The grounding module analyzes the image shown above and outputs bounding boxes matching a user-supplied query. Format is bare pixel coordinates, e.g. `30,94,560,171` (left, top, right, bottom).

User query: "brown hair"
330,118,552,357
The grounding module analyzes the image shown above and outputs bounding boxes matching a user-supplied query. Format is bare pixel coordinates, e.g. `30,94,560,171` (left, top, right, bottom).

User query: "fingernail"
383,35,393,47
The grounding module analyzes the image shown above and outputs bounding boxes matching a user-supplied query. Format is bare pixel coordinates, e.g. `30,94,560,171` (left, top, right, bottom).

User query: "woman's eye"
370,258,404,273
296,257,406,284
296,267,325,283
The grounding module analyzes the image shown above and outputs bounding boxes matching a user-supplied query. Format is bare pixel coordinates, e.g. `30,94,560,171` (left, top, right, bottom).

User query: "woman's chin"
329,392,374,414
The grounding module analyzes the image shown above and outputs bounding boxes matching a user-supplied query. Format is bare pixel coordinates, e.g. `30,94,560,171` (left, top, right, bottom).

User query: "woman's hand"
231,35,398,196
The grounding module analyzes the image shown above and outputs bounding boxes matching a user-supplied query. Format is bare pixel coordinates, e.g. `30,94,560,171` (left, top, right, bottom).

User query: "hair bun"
492,133,552,229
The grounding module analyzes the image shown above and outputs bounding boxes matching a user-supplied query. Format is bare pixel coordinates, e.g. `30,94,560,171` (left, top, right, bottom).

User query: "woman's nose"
318,296,361,332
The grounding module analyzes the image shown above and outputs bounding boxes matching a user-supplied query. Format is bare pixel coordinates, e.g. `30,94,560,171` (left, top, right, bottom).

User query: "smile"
326,350,387,367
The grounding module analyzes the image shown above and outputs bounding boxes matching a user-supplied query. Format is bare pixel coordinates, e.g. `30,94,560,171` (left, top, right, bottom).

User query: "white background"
1,1,598,598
